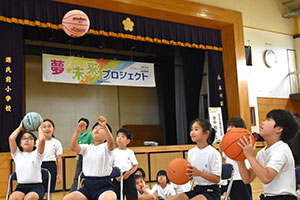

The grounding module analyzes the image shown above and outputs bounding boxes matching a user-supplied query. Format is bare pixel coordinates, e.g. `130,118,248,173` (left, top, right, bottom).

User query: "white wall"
25,55,159,148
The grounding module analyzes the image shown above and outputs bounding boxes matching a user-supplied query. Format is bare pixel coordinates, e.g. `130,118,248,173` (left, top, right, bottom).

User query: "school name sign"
42,54,156,87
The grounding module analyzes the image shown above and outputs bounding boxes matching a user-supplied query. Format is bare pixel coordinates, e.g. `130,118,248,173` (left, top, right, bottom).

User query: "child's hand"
38,122,44,134
123,171,130,180
56,174,62,184
187,164,200,179
115,176,121,182
238,135,256,159
77,121,86,133
97,116,107,127
19,120,25,131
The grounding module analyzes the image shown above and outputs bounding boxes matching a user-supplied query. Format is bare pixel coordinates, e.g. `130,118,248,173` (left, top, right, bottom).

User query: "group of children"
8,109,300,200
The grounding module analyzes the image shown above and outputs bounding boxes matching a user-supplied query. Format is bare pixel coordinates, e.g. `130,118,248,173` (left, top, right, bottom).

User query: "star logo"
122,17,134,32
66,66,72,73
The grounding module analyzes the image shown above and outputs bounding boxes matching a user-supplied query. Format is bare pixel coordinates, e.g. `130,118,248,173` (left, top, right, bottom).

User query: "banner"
208,107,224,143
42,54,156,87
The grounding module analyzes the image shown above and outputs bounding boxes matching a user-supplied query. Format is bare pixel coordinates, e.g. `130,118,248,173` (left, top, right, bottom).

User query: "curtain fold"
0,0,222,51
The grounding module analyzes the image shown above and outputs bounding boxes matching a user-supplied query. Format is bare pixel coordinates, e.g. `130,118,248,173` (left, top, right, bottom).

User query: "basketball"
166,158,190,185
23,112,43,131
221,128,256,160
62,9,90,38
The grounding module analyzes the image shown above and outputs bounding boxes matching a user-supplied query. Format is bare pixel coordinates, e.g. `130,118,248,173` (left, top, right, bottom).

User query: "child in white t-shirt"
112,128,138,200
63,116,116,200
167,119,222,200
151,170,176,200
36,119,63,200
136,175,157,200
170,182,191,194
9,120,46,200
238,109,300,200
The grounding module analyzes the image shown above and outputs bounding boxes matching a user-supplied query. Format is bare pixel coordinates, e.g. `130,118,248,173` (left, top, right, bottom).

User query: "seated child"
136,167,146,179
9,120,46,200
112,128,138,200
136,174,158,200
151,170,176,200
63,116,116,200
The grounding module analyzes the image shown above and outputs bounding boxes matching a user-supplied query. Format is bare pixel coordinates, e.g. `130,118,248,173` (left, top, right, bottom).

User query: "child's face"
20,133,35,152
42,121,55,140
116,132,130,149
157,175,167,185
190,122,207,143
92,125,106,142
136,177,145,192
260,118,277,137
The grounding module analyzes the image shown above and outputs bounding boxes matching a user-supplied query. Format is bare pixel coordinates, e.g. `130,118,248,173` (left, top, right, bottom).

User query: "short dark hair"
17,131,37,152
156,170,169,183
135,167,146,178
135,174,144,181
78,118,89,129
226,117,247,129
117,128,133,140
190,119,216,145
92,122,112,133
266,109,300,142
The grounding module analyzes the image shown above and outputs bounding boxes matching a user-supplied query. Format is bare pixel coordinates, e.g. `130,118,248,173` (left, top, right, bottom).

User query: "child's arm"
238,136,278,184
97,116,115,151
70,121,86,153
56,155,62,184
37,123,46,154
187,165,220,183
123,164,138,180
9,121,24,154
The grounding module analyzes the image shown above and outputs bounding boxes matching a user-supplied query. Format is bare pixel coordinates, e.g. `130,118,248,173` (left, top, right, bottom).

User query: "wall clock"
263,49,277,68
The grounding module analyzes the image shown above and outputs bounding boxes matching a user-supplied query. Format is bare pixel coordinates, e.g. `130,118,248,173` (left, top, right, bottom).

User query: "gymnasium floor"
1,177,264,200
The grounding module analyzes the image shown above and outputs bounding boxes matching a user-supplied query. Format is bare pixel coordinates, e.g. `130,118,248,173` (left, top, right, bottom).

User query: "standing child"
112,128,138,200
219,117,252,200
151,170,176,200
63,116,116,200
36,119,63,200
237,109,300,200
9,120,46,200
136,175,158,200
167,119,222,200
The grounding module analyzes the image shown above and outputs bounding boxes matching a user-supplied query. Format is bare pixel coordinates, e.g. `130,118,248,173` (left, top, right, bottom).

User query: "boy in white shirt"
238,109,300,200
136,175,158,200
112,128,138,200
9,120,46,200
63,116,116,200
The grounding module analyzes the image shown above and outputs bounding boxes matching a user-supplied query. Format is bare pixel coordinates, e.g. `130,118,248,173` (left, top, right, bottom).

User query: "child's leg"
190,195,207,200
24,192,39,200
98,190,116,200
9,191,25,200
62,191,88,200
167,193,189,200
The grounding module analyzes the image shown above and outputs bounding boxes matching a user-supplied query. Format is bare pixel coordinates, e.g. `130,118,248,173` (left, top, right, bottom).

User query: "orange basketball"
221,128,255,160
166,158,190,185
62,10,90,38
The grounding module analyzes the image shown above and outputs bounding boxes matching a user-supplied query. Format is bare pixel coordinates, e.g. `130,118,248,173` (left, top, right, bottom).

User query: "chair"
6,168,51,200
296,167,300,185
77,167,124,200
189,163,234,200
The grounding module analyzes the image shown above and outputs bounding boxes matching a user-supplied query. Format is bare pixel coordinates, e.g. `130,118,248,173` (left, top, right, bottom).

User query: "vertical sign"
208,107,224,143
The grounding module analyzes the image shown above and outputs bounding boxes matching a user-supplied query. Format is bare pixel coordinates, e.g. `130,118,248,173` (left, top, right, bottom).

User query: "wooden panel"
122,125,163,147
149,152,183,182
135,154,149,182
64,157,77,190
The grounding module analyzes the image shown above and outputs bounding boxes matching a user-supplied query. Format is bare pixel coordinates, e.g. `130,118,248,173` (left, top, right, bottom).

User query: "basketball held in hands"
23,112,43,131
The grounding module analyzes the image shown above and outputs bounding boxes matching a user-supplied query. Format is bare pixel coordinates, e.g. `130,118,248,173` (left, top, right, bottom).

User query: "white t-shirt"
256,140,297,197
223,152,250,181
171,182,191,194
12,148,43,184
37,138,63,162
188,145,222,185
112,148,138,171
79,143,113,177
151,183,176,199
138,188,154,195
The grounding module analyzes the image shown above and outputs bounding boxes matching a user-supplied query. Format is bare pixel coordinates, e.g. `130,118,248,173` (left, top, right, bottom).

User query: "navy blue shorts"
79,176,114,200
185,185,221,200
15,183,44,199
260,194,297,200
42,161,57,193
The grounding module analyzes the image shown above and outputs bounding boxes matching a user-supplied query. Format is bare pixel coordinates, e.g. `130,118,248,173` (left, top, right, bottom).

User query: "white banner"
208,107,224,143
42,54,156,87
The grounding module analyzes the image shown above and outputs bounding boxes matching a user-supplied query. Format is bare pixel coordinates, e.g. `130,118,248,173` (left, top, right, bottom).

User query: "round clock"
263,49,277,68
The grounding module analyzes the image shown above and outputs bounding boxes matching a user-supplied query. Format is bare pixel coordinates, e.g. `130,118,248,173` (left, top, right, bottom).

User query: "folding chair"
6,168,51,200
77,167,124,200
221,163,234,200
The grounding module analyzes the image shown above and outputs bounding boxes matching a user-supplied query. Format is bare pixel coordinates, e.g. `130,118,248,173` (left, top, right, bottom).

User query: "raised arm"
98,116,115,151
9,121,24,154
70,121,86,154
37,123,46,154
